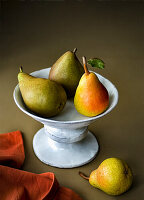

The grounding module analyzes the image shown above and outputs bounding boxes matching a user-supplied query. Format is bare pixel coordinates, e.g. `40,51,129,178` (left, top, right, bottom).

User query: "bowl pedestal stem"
33,125,99,168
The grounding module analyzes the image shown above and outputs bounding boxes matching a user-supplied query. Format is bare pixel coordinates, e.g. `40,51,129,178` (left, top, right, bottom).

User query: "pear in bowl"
18,67,67,118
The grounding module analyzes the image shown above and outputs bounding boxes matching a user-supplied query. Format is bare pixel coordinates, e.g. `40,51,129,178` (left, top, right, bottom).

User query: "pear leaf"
88,58,105,69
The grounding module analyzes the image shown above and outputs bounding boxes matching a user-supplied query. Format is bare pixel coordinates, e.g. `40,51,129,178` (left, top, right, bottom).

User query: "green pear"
79,158,133,196
18,67,67,117
49,48,84,97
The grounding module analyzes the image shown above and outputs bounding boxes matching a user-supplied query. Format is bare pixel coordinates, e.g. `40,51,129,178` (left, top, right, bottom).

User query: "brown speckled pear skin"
89,158,133,196
49,50,84,97
18,70,67,117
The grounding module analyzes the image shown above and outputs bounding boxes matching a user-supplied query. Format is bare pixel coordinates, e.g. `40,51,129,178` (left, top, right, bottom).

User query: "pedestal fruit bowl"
13,68,118,168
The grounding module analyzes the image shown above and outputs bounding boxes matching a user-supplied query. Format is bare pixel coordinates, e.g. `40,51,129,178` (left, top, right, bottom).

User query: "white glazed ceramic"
13,68,118,168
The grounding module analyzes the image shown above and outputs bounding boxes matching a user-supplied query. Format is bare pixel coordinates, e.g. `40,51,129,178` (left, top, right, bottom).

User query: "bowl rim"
13,68,119,124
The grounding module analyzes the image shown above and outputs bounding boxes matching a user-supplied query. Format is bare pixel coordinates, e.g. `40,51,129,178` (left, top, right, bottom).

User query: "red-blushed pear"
79,158,133,196
74,56,109,117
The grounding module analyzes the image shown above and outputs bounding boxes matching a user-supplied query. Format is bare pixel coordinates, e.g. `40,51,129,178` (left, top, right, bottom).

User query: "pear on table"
74,56,109,117
49,48,84,97
18,67,67,117
79,158,133,196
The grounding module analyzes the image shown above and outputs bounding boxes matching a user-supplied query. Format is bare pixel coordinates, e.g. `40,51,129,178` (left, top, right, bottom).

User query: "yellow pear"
79,158,133,196
74,56,109,117
18,67,67,117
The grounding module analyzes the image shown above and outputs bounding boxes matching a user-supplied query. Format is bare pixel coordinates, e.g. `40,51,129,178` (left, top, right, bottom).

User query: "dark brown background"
0,1,144,199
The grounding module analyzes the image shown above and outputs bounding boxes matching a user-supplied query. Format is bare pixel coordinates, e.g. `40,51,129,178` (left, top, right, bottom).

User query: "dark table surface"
0,1,144,200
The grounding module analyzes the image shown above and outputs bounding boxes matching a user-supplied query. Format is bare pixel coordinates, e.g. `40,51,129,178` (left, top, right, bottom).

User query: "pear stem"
82,56,90,75
19,66,23,73
73,48,77,54
79,171,89,181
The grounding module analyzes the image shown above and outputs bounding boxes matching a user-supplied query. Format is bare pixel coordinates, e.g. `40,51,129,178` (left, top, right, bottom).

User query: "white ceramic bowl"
13,68,118,168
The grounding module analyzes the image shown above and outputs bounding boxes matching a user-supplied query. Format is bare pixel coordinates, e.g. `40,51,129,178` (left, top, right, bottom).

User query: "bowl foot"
33,127,99,168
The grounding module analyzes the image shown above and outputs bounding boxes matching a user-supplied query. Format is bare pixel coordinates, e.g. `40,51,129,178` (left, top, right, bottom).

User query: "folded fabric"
0,131,25,168
0,131,82,200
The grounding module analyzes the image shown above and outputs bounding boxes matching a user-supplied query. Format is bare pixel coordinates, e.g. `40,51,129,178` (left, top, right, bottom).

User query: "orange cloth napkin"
0,131,25,168
0,131,82,200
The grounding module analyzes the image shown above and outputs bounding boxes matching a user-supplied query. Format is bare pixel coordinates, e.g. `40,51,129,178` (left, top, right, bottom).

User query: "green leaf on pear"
87,58,105,69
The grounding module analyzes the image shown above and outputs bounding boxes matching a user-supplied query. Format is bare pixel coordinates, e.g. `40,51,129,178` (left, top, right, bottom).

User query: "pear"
79,158,133,196
49,48,84,97
74,56,109,117
18,67,67,117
